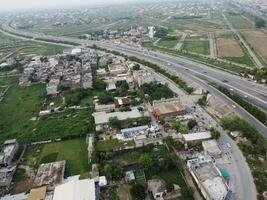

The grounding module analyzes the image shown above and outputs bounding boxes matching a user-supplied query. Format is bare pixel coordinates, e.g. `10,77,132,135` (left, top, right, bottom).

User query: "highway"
1,21,267,138
1,21,263,200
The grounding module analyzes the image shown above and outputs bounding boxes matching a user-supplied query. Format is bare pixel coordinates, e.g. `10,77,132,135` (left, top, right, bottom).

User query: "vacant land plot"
183,40,210,55
37,139,90,176
0,77,94,144
243,31,267,63
96,139,135,151
157,37,181,49
226,14,254,29
217,38,244,57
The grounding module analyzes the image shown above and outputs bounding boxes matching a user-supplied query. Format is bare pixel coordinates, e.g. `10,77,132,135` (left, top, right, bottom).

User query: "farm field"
217,38,244,57
183,40,210,55
225,13,254,29
243,31,267,64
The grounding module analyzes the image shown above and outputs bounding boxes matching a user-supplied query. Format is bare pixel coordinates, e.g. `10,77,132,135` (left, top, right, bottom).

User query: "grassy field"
0,76,94,144
96,139,135,151
0,77,46,143
225,13,254,29
183,40,210,55
38,139,90,176
157,37,181,49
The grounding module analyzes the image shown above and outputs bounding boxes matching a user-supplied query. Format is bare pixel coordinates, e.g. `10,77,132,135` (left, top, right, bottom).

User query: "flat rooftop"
93,107,149,125
182,131,211,142
33,160,65,188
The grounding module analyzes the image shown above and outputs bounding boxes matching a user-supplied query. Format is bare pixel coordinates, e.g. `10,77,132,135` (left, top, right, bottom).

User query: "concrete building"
187,155,229,200
147,179,166,200
33,161,65,188
46,79,60,95
108,63,127,75
152,98,186,120
133,69,155,87
114,97,130,107
106,82,116,92
182,131,211,143
93,108,149,131
202,140,222,158
53,179,96,200
82,73,93,89
0,139,19,166
95,103,115,112
148,26,155,39
118,125,149,141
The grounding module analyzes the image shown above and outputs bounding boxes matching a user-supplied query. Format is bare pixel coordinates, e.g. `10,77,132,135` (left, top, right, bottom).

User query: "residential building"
202,140,222,158
33,161,65,188
152,98,187,120
147,179,166,200
148,26,155,39
95,103,115,112
182,131,211,143
114,97,130,107
93,107,149,131
0,139,19,166
133,69,155,87
187,155,229,200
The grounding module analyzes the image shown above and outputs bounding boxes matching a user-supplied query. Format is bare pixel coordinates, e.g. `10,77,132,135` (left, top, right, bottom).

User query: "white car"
226,143,231,149
232,105,236,108
167,63,172,66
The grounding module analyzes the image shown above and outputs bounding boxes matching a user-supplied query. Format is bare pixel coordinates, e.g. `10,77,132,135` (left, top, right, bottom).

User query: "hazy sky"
0,0,137,11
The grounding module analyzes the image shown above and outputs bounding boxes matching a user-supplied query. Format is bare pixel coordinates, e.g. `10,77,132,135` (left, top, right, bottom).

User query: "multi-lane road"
2,20,267,200
1,21,267,138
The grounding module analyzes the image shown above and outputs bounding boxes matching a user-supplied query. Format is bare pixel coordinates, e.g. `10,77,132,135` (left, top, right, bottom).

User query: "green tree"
108,117,121,129
187,119,197,130
211,130,221,140
98,93,114,104
255,17,266,28
130,183,146,200
181,186,194,197
179,124,189,134
133,64,140,71
139,154,154,169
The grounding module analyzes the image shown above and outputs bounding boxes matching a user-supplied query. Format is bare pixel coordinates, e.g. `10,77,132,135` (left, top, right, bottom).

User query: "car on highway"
222,80,228,83
232,105,236,108
167,63,172,66
230,88,234,91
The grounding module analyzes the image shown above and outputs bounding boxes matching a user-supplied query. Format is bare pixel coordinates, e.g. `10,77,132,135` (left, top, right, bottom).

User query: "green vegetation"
222,117,267,195
96,139,135,151
155,27,169,38
0,77,46,143
211,130,221,139
37,139,90,176
157,36,181,49
216,86,267,125
255,17,266,28
103,164,124,180
183,40,210,55
0,76,94,143
138,82,174,103
12,168,29,182
226,13,254,29
130,183,146,200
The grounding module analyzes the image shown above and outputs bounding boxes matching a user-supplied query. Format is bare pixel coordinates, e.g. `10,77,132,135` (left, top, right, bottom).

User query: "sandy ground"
243,30,267,62
217,38,244,57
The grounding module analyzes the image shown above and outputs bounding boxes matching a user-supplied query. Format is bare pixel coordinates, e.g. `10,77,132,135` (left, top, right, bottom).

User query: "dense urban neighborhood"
0,0,267,200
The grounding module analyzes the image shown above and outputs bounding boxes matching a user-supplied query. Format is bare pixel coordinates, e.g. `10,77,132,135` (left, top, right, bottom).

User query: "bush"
130,183,146,200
